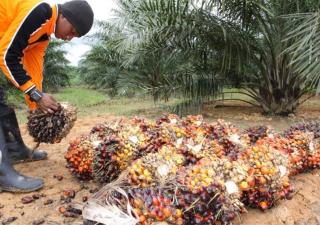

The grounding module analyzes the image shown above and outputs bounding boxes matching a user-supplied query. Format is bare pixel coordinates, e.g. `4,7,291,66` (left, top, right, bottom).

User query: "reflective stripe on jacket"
0,0,58,109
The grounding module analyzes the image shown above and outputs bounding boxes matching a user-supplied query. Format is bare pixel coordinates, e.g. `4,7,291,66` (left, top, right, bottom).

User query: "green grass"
13,86,256,123
15,86,181,123
11,86,257,123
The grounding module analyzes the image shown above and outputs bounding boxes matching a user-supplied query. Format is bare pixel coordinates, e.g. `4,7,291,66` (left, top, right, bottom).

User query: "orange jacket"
0,0,58,109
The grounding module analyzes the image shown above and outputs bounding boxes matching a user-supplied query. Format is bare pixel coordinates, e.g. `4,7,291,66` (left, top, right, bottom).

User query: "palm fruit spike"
128,188,183,225
65,136,94,180
240,144,293,210
128,145,185,188
27,102,77,144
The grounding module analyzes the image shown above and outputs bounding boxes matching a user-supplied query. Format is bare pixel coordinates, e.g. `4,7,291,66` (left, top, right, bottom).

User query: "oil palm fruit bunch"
206,120,248,161
240,145,293,210
286,131,319,173
92,118,158,183
129,188,183,225
179,139,224,165
284,121,320,138
257,132,320,175
65,123,117,181
90,122,117,142
27,102,77,143
156,115,188,145
308,139,320,169
206,119,238,139
255,136,299,176
156,114,181,125
176,161,245,224
128,145,185,187
65,136,94,180
243,125,274,144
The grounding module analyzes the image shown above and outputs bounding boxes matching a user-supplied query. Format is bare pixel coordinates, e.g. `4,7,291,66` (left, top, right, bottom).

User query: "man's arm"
0,2,52,96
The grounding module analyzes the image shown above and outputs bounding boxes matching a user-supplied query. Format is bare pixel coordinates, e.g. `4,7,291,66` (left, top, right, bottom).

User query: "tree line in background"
2,0,320,116
78,0,320,116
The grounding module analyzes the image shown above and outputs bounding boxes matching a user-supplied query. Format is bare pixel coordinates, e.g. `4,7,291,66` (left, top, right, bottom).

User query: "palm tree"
82,0,320,115
43,40,71,92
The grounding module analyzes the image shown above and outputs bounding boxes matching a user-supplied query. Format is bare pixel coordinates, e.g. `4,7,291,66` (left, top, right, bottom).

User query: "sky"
48,0,117,66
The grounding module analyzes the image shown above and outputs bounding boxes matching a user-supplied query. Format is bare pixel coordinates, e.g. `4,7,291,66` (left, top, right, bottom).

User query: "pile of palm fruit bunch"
27,102,77,144
84,153,247,225
69,114,304,224
66,118,162,183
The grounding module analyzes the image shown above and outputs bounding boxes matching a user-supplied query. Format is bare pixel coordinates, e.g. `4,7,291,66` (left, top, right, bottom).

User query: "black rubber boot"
0,119,43,192
2,109,47,164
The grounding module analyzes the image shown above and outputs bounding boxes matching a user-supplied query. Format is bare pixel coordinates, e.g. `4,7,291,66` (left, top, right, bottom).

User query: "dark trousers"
0,87,11,117
0,87,5,105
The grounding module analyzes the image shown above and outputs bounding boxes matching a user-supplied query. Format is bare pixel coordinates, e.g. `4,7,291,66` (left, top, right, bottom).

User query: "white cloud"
48,0,117,65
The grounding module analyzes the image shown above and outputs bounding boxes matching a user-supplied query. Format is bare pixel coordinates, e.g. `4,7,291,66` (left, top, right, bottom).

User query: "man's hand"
37,93,59,114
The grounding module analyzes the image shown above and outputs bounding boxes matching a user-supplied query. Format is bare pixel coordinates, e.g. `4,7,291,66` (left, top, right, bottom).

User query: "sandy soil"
1,98,320,225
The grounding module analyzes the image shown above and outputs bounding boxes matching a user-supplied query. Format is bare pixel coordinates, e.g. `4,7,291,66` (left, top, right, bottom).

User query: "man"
0,0,94,192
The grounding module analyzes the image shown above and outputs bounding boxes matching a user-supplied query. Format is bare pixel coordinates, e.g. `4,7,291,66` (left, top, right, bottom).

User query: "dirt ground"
1,97,320,225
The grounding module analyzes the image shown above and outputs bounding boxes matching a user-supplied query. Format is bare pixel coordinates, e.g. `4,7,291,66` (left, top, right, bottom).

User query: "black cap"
59,0,94,37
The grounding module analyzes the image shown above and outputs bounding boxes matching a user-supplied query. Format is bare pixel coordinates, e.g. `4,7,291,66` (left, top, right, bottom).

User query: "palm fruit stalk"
27,102,77,144
128,145,185,188
240,145,293,210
